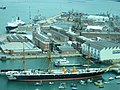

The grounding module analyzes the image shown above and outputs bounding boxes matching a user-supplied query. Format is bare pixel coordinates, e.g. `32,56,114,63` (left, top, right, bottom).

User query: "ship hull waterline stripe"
9,74,102,82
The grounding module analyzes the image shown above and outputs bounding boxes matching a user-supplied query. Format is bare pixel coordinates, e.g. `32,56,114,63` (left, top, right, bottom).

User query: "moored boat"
6,68,105,82
54,58,81,67
94,80,104,86
72,87,77,90
55,58,69,65
34,81,43,86
58,83,66,89
0,6,6,9
109,77,114,81
117,81,120,84
115,75,120,79
6,17,25,33
49,82,54,85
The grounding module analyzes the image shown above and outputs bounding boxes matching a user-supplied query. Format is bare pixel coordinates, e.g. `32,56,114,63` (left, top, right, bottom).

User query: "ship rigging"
5,38,105,82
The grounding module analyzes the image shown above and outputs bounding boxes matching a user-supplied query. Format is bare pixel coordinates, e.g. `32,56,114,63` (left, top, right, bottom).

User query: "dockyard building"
76,36,93,43
50,25,63,32
0,42,42,55
85,25,109,32
51,25,78,41
65,30,78,41
86,15,109,22
7,34,28,42
33,30,50,51
50,30,69,42
57,45,79,54
81,40,120,61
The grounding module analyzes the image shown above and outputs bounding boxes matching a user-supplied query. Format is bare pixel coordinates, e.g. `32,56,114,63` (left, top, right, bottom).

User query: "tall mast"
87,44,91,70
23,42,26,72
48,42,52,71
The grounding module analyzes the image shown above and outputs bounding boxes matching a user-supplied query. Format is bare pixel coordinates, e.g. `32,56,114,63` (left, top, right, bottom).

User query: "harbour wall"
0,53,81,60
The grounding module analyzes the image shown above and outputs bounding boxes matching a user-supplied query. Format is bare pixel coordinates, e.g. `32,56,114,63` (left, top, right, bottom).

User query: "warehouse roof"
85,41,120,50
0,42,42,52
58,45,76,51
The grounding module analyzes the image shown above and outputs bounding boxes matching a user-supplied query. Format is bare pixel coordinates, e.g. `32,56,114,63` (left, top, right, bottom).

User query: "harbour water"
0,57,120,90
0,0,120,90
0,0,120,34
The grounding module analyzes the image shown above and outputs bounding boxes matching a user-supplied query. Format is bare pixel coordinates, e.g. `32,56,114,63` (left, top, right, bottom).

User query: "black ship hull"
6,26,18,33
8,70,104,82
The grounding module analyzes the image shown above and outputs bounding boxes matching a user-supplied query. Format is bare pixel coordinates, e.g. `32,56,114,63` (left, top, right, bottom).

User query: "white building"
85,25,103,31
81,41,120,61
87,15,109,22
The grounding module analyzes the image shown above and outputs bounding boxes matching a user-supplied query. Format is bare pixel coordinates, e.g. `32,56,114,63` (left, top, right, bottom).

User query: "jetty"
109,68,120,74
104,64,120,74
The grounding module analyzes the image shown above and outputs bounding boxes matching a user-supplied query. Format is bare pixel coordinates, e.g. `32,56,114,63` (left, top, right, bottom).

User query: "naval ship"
5,17,25,33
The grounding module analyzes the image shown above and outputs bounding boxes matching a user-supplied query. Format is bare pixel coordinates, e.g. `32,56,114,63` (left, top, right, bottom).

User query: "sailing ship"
6,43,105,82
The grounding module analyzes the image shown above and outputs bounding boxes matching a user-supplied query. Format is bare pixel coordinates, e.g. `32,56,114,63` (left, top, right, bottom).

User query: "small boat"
35,88,39,90
0,6,6,9
94,80,104,86
34,81,43,86
70,83,77,87
104,81,110,84
99,85,104,88
72,87,77,90
55,58,69,64
79,80,86,85
49,82,54,85
87,79,93,83
54,58,81,67
109,77,114,81
54,58,70,67
115,76,120,79
117,81,120,84
58,83,66,89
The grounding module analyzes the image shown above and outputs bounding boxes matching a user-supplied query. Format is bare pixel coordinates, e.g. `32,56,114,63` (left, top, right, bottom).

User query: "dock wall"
1,53,81,60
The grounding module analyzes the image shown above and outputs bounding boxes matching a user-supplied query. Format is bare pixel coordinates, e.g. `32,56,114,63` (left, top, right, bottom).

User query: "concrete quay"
3,53,81,60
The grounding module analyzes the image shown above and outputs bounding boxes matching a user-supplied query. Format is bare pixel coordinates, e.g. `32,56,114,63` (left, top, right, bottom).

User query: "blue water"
0,0,120,34
0,0,120,90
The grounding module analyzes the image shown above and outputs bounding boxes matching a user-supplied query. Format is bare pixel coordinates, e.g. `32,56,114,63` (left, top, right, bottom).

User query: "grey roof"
50,30,68,38
0,42,41,52
85,41,120,50
58,45,76,51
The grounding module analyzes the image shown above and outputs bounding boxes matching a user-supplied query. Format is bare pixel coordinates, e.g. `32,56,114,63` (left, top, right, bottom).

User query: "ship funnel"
62,67,67,73
72,66,77,73
18,17,20,20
